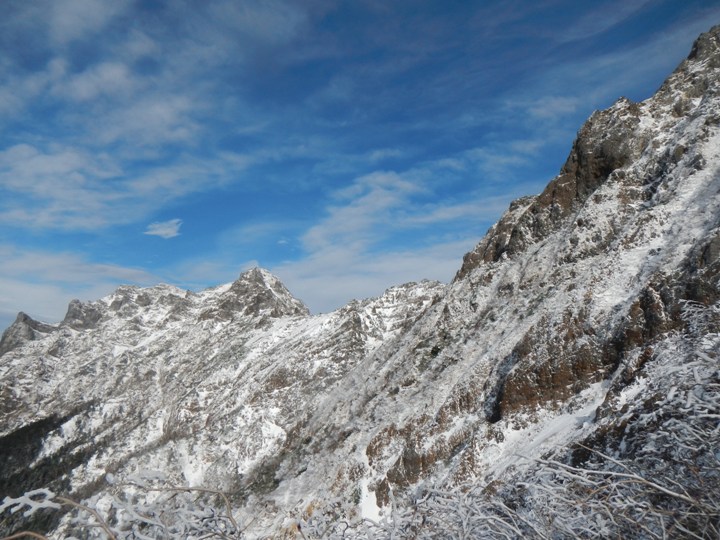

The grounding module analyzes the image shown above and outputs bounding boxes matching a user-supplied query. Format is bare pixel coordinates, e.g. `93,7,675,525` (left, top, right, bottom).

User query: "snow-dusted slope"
0,267,445,535
2,25,720,539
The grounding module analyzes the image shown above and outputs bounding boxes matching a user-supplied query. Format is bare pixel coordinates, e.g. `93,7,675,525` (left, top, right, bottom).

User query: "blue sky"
1,0,718,330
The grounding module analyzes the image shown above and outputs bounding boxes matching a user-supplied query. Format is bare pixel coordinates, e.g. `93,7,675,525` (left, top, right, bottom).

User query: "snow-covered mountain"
2,25,719,539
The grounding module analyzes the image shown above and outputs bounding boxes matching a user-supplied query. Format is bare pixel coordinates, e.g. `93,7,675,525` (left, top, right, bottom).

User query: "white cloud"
433,157,467,171
525,96,580,120
0,57,66,117
123,29,160,59
0,143,251,231
402,196,511,226
0,245,157,285
0,143,126,229
302,171,424,252
144,218,183,239
53,62,137,102
368,148,403,162
48,0,131,45
466,146,533,182
206,0,307,46
90,95,199,146
214,221,301,250
557,0,652,44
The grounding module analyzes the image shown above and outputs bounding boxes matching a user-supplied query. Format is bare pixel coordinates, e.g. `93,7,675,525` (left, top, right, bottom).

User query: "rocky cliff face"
454,24,720,424
2,25,720,539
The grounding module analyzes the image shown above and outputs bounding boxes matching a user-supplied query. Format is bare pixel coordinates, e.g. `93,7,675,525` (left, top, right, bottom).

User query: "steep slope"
243,24,720,531
1,25,719,539
0,269,444,535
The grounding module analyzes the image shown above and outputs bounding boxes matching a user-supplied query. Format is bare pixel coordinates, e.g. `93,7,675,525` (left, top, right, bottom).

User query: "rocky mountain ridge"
1,25,720,539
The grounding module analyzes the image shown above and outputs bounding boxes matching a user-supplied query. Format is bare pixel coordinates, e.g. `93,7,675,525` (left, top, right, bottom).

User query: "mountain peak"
236,266,281,287
688,24,720,63
222,267,309,319
0,312,55,357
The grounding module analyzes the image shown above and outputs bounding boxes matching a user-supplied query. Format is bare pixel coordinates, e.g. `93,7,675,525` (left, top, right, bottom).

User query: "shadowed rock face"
0,313,56,357
61,299,103,330
688,22,720,65
456,97,647,276
224,267,309,318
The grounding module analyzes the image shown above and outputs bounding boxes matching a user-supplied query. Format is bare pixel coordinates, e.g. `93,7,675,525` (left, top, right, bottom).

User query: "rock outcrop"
0,312,56,357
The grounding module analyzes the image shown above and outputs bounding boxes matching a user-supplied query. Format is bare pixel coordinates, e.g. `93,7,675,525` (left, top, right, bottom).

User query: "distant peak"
238,266,276,284
0,311,56,356
224,267,309,318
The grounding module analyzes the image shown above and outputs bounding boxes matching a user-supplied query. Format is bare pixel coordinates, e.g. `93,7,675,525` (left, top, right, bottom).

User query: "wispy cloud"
0,245,155,284
89,95,200,146
204,0,307,46
0,57,66,117
524,96,581,120
52,62,138,102
144,218,183,239
557,0,653,44
0,143,251,230
302,171,424,253
367,148,404,163
0,143,123,229
402,197,511,226
48,0,132,46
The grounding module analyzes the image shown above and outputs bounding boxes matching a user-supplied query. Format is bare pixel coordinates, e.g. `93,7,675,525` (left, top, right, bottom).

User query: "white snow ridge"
2,24,720,539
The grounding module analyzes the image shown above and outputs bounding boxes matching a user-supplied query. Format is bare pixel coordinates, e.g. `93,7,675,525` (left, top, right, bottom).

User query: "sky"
1,0,719,331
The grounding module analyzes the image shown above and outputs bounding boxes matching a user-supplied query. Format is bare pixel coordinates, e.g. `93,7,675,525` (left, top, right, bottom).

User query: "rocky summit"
2,25,720,539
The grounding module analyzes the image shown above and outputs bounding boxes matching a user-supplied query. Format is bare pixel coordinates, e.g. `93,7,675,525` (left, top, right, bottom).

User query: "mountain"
2,25,719,539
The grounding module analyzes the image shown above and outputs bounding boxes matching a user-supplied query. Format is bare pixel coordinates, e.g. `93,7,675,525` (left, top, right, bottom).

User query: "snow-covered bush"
0,471,242,539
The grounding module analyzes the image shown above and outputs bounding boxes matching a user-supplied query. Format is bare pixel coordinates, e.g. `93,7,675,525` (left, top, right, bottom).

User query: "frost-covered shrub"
1,471,242,539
